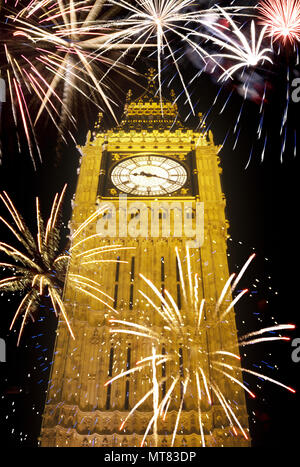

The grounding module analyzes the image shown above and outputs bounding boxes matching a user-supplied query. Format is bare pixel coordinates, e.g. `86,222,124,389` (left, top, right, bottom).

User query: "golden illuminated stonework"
40,71,250,447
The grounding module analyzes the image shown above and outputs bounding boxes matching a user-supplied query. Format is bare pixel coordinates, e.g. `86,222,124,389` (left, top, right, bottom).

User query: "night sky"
0,44,299,448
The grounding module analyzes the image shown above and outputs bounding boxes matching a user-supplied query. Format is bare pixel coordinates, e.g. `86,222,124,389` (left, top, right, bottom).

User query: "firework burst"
0,186,131,345
106,247,295,447
1,0,140,164
258,0,300,44
191,4,298,164
197,7,273,81
101,0,250,112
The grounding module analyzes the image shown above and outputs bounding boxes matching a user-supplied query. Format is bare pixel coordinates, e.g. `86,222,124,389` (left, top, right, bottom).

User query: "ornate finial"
124,89,132,111
146,67,157,93
170,89,176,102
147,67,156,84
126,89,132,103
198,112,205,128
94,112,103,131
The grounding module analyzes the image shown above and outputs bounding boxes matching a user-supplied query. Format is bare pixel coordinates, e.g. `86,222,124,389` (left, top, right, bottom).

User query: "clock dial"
111,155,187,196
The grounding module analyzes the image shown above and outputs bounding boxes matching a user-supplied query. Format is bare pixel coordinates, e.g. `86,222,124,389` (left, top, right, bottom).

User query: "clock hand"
153,175,178,184
132,172,178,184
133,171,152,178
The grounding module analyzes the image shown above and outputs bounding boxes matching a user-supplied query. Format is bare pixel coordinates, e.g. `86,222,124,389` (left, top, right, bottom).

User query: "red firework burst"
258,0,300,44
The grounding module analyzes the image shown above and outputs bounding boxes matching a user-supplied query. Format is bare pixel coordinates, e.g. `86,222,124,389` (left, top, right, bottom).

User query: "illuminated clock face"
110,155,187,196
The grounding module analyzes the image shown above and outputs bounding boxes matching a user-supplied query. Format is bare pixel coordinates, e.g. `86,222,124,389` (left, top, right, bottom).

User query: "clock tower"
40,69,250,447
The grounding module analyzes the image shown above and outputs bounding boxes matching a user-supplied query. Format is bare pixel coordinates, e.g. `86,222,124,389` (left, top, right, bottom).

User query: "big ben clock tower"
40,69,250,447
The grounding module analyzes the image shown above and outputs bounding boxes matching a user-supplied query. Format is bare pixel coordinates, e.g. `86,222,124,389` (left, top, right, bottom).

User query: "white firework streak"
194,6,274,81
